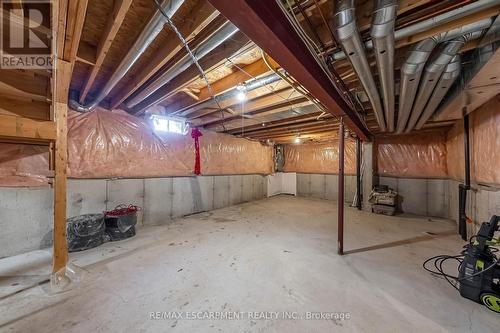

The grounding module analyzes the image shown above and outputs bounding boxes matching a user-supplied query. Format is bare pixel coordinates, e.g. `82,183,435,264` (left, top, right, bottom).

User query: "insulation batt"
283,140,356,174
0,143,50,186
446,95,500,186
0,108,273,186
375,130,448,178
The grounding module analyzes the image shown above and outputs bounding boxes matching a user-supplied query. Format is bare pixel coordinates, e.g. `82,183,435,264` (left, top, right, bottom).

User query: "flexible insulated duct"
176,73,281,117
330,0,498,60
405,32,482,133
69,0,185,113
371,0,397,132
414,55,461,130
126,21,239,108
334,0,386,131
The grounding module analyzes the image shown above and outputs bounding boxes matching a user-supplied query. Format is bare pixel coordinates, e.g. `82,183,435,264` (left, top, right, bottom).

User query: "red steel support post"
338,118,345,255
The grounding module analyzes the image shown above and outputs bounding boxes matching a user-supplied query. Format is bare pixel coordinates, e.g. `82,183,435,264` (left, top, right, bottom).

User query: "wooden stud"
62,0,89,63
52,59,72,274
0,114,56,141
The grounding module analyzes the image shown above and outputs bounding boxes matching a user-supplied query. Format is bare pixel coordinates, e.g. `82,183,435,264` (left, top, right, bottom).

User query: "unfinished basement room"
1,0,500,331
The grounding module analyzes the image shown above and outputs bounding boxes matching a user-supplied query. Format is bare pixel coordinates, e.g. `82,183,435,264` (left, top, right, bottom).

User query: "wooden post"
52,59,71,274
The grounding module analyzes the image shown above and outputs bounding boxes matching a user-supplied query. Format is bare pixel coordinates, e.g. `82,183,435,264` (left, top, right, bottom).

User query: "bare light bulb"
236,91,247,102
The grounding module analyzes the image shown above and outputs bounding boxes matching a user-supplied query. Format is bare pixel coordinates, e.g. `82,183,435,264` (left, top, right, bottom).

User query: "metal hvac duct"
176,73,282,117
126,21,239,108
396,19,493,133
330,0,498,61
405,32,482,133
334,0,386,131
414,55,461,130
396,38,437,133
69,0,185,113
371,0,397,132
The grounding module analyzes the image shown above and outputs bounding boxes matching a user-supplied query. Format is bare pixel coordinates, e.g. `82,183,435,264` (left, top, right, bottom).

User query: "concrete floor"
0,196,498,332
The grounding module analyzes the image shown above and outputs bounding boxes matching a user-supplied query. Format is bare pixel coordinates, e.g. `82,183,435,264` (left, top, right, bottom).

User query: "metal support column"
458,113,470,240
355,137,362,210
338,118,345,255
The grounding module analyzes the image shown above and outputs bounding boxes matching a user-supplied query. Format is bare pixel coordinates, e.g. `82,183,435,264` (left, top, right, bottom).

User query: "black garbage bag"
67,214,105,252
104,205,140,241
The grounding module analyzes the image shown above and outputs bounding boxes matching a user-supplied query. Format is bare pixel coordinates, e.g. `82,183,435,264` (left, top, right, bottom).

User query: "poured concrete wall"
447,180,500,234
296,173,357,203
378,177,450,217
0,175,267,258
378,177,500,226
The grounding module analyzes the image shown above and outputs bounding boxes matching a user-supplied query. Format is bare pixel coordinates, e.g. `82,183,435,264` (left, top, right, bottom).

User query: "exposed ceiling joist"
61,0,89,65
201,97,312,128
78,0,133,103
110,1,219,110
170,57,279,115
226,112,325,135
131,32,251,114
207,0,371,140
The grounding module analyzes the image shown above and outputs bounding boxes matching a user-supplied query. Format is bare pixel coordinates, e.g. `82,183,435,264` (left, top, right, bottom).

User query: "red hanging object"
191,128,203,175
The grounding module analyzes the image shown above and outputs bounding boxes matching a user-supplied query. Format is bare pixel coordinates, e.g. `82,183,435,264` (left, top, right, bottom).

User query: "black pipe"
458,114,470,241
464,114,471,188
356,137,362,210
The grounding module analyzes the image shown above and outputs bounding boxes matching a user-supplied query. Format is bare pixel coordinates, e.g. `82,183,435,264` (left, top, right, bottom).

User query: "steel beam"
207,0,371,141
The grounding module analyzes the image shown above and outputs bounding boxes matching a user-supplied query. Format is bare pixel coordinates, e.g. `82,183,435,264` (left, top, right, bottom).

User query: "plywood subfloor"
0,196,497,332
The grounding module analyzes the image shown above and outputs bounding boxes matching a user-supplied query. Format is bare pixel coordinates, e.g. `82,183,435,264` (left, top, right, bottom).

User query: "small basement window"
150,115,189,135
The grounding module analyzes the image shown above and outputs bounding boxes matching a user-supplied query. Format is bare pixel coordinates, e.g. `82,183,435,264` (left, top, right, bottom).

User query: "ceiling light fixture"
294,134,301,144
236,84,247,102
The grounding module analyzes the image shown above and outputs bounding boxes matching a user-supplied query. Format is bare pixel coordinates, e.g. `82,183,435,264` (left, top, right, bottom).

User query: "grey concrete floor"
0,196,498,332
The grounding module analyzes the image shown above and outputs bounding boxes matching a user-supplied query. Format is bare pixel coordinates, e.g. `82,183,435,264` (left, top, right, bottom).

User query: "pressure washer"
423,215,500,313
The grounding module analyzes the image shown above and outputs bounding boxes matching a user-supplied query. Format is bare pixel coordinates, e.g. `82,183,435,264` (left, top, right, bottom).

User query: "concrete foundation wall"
0,175,267,258
378,177,450,217
378,177,500,226
296,173,357,203
447,180,500,233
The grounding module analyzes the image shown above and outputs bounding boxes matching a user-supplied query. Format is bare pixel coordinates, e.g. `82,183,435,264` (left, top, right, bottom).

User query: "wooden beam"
110,1,219,109
171,57,279,114
0,96,50,120
76,40,97,66
0,69,50,102
246,121,338,138
0,114,56,141
79,0,133,103
52,59,72,275
61,0,88,64
200,96,312,128
192,87,302,122
226,112,325,134
189,84,296,120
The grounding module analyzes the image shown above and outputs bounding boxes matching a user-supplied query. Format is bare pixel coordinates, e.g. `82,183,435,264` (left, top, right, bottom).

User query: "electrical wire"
152,0,227,131
422,237,500,291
